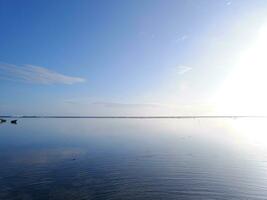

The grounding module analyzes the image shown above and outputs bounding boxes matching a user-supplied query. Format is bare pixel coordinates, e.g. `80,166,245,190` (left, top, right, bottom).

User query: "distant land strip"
1,116,267,119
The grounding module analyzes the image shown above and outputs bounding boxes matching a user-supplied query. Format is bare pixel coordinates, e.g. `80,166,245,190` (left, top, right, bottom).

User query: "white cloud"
175,34,189,42
226,1,232,6
0,63,86,84
177,65,192,75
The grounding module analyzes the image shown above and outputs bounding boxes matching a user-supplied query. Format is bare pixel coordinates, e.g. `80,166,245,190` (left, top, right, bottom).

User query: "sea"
0,118,267,199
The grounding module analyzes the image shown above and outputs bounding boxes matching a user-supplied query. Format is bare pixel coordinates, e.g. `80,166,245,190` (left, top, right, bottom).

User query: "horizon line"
1,115,267,119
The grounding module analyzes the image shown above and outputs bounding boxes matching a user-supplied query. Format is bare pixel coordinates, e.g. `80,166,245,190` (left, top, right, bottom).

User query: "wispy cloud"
177,65,192,75
64,99,170,108
226,0,232,6
0,63,86,84
91,102,165,108
175,34,189,43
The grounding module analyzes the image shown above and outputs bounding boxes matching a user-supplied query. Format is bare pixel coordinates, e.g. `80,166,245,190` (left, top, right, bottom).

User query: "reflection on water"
0,119,267,199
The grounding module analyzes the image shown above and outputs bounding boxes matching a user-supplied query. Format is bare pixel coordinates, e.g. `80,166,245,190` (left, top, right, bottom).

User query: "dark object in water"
11,120,17,124
0,119,7,123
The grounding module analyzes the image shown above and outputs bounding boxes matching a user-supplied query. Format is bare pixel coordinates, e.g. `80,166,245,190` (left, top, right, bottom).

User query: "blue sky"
1,0,267,115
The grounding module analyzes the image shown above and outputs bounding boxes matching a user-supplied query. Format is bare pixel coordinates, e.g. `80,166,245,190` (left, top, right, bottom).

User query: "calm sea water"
0,118,267,199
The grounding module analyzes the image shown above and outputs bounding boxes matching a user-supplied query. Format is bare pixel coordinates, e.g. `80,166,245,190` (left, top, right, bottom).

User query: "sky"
1,0,267,116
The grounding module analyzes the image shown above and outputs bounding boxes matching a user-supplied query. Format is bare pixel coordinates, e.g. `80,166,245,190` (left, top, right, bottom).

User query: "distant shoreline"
1,116,267,119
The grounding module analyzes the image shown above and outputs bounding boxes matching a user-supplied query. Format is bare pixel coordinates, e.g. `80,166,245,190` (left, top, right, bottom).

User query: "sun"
214,22,267,116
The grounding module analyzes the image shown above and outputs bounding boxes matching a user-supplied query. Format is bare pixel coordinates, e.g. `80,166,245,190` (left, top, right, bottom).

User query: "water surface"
1,118,267,199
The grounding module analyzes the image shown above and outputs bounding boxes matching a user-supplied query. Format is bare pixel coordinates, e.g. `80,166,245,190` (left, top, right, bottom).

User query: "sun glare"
215,22,267,115
229,118,267,148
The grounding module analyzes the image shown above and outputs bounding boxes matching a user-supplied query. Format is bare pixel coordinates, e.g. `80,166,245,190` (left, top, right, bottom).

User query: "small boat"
0,119,7,123
11,120,17,124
